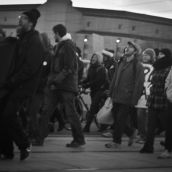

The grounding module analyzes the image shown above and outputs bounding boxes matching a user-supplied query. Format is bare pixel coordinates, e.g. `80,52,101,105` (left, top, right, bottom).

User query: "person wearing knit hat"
22,9,40,27
142,48,156,64
0,8,44,160
18,8,40,37
135,48,155,144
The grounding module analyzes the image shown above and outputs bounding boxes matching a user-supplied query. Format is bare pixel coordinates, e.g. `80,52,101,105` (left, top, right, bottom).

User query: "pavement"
0,133,172,172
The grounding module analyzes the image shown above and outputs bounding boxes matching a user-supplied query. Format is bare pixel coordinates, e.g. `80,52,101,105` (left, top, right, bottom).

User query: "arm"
132,63,145,105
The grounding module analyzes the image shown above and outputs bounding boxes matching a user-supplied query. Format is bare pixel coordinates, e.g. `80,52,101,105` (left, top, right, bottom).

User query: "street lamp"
115,38,121,58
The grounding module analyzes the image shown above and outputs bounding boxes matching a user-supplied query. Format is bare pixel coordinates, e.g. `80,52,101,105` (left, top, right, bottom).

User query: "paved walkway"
0,135,171,172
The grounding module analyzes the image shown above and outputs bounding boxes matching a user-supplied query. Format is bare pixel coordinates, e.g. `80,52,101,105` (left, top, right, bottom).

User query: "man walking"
105,41,144,148
0,9,44,160
41,24,85,147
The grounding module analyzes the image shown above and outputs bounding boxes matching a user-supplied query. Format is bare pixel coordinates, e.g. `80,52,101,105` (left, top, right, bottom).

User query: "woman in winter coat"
158,66,172,158
135,48,155,144
140,48,172,153
82,53,108,132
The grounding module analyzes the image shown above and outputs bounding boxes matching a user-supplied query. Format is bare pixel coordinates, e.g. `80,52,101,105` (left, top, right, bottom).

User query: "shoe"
140,146,153,153
128,130,137,146
105,142,121,148
101,132,112,138
66,140,85,148
158,150,172,159
20,148,30,161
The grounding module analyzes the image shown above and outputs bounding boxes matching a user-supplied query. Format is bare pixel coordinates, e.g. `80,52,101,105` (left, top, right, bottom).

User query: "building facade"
1,0,172,58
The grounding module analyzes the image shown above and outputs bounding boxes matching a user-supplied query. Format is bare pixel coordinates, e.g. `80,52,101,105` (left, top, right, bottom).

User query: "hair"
40,32,52,53
0,28,5,38
52,24,67,37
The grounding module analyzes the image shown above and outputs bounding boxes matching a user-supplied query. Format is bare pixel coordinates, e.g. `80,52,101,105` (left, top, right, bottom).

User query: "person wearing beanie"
140,48,172,153
135,48,155,144
0,8,44,160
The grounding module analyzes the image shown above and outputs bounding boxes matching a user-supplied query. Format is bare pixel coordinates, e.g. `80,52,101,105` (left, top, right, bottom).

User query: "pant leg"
137,108,147,139
0,96,14,156
2,96,30,151
39,88,59,139
113,104,134,144
62,92,85,143
144,108,158,150
86,91,104,128
165,101,172,152
28,93,44,140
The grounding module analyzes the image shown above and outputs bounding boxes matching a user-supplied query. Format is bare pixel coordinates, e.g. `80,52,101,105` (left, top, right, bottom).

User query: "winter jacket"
6,30,44,96
48,37,78,93
165,67,172,102
147,67,171,109
110,57,144,106
82,64,108,93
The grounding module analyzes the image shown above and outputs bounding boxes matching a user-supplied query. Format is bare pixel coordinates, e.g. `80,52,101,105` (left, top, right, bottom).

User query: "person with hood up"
105,41,144,148
140,48,172,153
82,52,108,132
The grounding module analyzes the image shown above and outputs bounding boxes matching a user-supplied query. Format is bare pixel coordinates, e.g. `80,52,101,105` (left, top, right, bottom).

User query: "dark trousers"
144,108,167,150
0,95,14,156
165,101,172,152
41,88,85,143
112,103,134,144
137,108,148,139
28,93,44,141
0,91,30,152
85,90,105,128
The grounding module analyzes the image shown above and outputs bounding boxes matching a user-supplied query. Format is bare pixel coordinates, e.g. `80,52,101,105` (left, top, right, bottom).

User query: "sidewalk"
0,135,171,172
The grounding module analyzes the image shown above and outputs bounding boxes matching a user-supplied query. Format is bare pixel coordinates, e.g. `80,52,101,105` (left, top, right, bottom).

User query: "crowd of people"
0,8,172,161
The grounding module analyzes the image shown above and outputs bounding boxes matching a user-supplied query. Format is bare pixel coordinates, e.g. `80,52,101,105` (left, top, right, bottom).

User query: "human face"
91,54,98,65
125,44,136,56
142,54,151,63
157,52,165,59
18,14,32,33
53,32,61,43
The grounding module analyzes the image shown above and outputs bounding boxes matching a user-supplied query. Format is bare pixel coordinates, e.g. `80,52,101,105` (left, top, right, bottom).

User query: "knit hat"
23,9,41,27
102,49,113,58
142,48,156,62
128,41,142,55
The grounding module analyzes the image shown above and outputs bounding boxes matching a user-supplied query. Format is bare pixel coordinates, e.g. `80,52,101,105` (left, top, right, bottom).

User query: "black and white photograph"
0,0,172,171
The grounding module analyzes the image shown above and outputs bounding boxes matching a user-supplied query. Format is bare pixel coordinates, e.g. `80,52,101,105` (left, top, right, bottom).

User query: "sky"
0,0,172,19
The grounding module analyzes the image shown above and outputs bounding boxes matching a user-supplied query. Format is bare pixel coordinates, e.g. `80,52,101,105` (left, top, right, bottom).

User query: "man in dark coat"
0,9,44,160
105,41,144,148
41,24,85,147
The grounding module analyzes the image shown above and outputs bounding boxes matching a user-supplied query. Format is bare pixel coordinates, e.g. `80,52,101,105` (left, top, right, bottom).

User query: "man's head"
125,41,141,57
52,24,67,42
18,9,40,34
